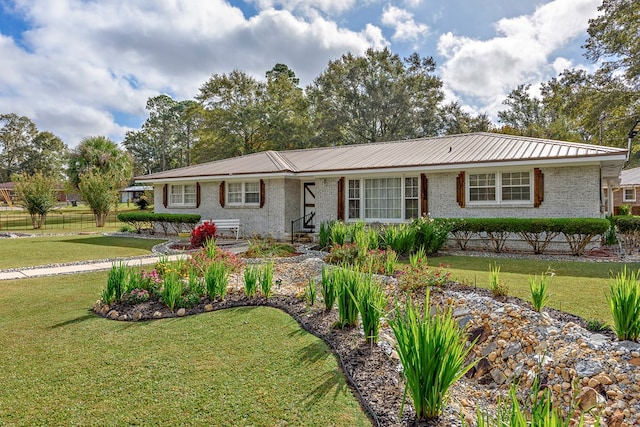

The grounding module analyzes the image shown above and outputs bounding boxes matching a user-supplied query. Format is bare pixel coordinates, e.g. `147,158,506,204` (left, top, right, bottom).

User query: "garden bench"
202,219,241,240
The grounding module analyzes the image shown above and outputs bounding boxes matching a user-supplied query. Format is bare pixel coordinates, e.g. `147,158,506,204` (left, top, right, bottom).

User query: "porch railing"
290,212,315,244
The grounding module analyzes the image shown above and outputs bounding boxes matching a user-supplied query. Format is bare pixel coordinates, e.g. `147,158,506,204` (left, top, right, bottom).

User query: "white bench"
202,219,240,240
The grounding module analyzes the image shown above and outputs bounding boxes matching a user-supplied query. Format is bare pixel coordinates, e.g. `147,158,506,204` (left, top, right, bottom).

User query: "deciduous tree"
12,172,58,229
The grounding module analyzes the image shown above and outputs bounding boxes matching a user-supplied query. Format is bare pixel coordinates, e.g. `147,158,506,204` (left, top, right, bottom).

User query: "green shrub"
102,262,127,304
244,266,260,297
412,217,454,254
161,272,182,312
321,266,337,311
607,266,640,341
489,263,507,297
116,212,201,234
352,274,387,344
334,267,360,328
529,271,552,312
205,262,230,299
389,291,476,420
330,221,348,246
259,262,274,299
619,204,631,216
383,223,416,255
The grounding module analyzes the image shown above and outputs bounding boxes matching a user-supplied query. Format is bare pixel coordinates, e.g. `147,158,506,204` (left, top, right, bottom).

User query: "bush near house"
116,212,201,234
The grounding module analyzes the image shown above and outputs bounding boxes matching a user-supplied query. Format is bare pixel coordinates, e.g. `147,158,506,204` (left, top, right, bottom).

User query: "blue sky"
0,0,601,147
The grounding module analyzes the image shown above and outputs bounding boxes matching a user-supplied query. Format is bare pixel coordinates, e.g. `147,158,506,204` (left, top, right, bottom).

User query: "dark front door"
303,182,316,230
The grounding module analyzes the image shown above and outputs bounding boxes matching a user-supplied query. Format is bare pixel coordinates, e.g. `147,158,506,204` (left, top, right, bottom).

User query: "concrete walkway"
0,244,249,281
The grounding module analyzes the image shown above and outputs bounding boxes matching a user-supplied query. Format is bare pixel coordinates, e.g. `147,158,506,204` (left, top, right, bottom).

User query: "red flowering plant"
190,222,218,247
397,260,452,292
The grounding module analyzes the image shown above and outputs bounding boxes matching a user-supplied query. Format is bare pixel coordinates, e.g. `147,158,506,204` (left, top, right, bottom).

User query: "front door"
303,182,316,231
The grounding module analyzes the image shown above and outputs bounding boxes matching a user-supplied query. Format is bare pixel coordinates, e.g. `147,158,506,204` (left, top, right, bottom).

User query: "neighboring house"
136,132,627,240
0,181,69,205
120,185,152,203
606,167,640,215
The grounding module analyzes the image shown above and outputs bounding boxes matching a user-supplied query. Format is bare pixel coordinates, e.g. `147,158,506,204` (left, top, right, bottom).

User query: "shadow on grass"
301,369,350,407
49,311,98,329
62,236,163,250
295,340,331,365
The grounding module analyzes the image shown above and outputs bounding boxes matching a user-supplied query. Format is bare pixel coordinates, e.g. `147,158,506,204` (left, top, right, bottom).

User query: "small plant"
334,267,360,328
489,263,508,298
321,266,337,311
318,221,334,249
259,262,274,298
102,262,127,304
409,247,427,268
205,262,230,299
329,221,348,246
120,288,150,305
529,270,553,312
353,275,387,344
190,222,218,247
305,278,317,306
244,265,260,297
389,290,477,420
607,266,640,341
118,224,136,233
586,318,610,333
398,262,451,292
619,204,632,216
384,250,398,275
161,272,182,311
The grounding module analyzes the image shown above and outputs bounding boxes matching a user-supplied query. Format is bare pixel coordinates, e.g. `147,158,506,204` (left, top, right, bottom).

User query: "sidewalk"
0,244,249,281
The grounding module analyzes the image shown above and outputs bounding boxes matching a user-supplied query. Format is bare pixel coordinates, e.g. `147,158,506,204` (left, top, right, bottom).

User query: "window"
227,182,260,206
624,188,636,202
502,172,531,201
469,173,496,201
348,179,360,219
169,184,196,206
346,176,418,221
467,171,532,204
405,177,419,219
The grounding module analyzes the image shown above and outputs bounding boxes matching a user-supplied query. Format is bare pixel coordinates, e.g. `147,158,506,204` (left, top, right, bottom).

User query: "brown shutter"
195,182,201,208
420,173,428,216
534,168,544,208
456,172,465,208
259,179,265,208
219,181,225,208
162,184,168,208
337,177,345,220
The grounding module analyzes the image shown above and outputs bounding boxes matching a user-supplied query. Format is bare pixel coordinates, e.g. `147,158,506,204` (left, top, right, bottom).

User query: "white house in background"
135,132,627,240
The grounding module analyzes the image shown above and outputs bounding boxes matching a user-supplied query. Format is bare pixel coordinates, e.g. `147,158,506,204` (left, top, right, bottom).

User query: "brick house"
136,132,626,240
606,167,640,215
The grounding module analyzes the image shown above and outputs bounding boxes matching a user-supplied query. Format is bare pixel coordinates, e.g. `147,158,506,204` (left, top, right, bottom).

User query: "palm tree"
67,136,132,189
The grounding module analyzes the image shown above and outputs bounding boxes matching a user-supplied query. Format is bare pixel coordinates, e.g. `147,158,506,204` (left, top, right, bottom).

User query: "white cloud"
249,0,358,16
0,0,384,147
381,6,429,42
437,0,600,117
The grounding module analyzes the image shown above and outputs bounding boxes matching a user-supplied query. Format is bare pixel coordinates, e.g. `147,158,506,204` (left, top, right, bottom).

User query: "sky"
0,0,602,148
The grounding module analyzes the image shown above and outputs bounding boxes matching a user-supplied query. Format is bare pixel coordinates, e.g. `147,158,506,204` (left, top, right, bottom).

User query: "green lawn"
433,254,640,324
0,272,370,426
0,235,167,269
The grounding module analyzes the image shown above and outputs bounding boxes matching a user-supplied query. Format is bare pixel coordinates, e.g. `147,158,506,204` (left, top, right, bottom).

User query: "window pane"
364,177,401,219
469,173,496,201
502,172,530,201
170,185,182,204
244,182,260,204
348,180,360,219
183,184,197,205
228,183,242,203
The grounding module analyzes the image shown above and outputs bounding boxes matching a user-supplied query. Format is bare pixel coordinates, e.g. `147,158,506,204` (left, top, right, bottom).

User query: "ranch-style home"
136,132,627,240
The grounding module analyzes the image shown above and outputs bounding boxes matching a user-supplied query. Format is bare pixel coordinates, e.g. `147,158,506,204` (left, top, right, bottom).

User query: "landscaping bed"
94,254,640,427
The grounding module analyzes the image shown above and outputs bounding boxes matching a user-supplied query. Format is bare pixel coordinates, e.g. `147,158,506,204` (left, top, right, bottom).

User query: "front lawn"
434,254,640,324
0,272,370,426
0,235,167,270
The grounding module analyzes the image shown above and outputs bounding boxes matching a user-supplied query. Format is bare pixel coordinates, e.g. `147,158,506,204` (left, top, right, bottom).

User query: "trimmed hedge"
450,217,609,255
117,212,201,234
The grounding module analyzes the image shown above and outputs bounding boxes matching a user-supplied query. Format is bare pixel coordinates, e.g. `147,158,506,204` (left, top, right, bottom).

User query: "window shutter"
260,179,265,208
420,173,428,216
337,177,345,220
162,184,168,208
219,181,225,208
456,172,465,208
534,168,544,208
196,182,201,208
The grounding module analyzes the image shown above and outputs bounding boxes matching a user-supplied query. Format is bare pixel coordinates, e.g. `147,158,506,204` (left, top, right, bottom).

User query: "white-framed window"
467,171,532,204
227,181,260,206
624,187,636,202
169,184,197,207
348,179,360,219
347,176,418,221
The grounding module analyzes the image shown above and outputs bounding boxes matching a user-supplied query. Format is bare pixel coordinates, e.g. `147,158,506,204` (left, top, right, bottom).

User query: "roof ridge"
265,150,298,172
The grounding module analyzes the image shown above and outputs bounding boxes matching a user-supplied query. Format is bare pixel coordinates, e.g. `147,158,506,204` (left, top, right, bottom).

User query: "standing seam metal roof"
136,132,627,181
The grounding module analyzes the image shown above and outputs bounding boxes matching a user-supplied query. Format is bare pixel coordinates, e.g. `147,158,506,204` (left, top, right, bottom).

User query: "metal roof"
136,132,627,182
620,167,640,186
